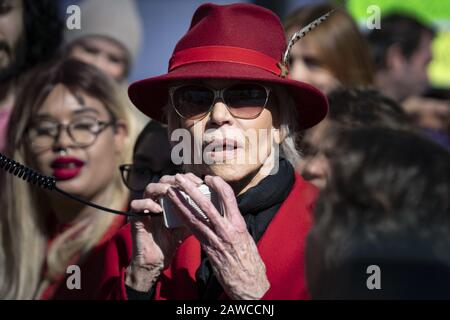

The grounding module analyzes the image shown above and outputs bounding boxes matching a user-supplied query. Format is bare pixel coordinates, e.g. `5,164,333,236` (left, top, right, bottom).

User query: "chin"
309,178,326,190
207,163,262,183
55,176,94,198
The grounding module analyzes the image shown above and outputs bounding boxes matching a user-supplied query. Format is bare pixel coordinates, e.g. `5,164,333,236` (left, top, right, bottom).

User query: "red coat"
40,216,126,300
99,174,318,300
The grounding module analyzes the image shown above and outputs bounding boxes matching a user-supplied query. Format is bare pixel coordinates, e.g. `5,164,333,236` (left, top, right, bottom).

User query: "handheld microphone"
0,153,149,217
160,184,223,229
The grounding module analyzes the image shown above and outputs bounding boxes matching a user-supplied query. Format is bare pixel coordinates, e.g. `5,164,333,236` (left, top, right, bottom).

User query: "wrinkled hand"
125,174,200,292
167,174,270,300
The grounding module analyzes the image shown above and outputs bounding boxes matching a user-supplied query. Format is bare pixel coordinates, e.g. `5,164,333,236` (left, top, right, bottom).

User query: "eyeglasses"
119,164,179,193
169,83,271,120
27,117,115,149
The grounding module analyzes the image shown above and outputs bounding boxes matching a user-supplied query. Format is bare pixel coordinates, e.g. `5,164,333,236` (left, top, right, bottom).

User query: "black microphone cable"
0,153,150,217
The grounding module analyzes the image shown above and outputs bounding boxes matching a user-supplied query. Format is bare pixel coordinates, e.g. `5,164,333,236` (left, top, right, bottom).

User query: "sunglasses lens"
172,85,214,119
224,84,267,118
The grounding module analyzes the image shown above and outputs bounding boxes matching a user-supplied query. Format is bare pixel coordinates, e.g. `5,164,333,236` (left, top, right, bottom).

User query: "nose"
52,125,73,151
207,101,234,127
291,59,311,83
94,55,111,73
301,154,328,189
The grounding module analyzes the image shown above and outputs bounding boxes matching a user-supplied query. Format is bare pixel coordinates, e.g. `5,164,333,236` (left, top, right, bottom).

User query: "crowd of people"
0,0,448,300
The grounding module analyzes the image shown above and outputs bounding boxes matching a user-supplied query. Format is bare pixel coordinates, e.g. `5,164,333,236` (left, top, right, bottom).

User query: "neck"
47,186,113,225
230,152,277,196
375,71,404,103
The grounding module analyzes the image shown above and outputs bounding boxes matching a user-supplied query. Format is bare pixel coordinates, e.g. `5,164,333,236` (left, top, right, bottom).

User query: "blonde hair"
0,59,134,299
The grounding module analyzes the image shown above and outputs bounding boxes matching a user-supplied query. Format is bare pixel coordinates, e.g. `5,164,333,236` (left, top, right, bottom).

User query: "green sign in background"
347,0,450,88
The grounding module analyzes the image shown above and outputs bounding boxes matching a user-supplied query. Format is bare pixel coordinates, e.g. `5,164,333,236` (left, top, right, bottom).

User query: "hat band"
169,45,285,76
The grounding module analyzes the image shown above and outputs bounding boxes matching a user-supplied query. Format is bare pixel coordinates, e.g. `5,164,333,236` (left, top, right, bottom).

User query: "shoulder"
285,173,319,211
257,174,317,299
103,223,133,268
95,223,132,300
98,216,127,246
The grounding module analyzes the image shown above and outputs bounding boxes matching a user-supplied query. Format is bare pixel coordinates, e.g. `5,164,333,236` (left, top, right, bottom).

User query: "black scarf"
196,158,295,300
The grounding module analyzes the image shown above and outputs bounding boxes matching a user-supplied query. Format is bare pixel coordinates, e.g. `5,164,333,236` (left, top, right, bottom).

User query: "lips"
51,157,85,181
203,139,242,159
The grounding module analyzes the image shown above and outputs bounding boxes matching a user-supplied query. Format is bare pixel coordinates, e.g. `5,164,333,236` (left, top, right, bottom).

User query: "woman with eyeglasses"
100,3,328,300
120,120,181,202
0,59,134,299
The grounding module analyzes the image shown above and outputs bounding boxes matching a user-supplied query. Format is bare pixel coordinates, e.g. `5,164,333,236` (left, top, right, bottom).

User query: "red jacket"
40,215,126,300
99,174,318,300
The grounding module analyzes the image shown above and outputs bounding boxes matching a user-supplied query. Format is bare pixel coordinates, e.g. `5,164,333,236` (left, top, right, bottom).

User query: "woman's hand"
125,174,201,292
166,174,270,300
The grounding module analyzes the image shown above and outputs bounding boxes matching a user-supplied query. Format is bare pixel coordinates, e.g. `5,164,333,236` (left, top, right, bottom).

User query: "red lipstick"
51,157,85,181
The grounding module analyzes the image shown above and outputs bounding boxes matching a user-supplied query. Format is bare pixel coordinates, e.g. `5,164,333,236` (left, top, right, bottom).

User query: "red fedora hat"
129,3,328,129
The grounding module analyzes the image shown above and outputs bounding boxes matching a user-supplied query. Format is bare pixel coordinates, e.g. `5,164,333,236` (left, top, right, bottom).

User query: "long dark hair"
0,0,62,84
306,127,450,299
22,0,63,73
327,88,411,129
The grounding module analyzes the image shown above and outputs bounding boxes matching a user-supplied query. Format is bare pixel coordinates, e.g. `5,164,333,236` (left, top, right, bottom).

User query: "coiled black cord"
0,153,56,189
0,153,149,217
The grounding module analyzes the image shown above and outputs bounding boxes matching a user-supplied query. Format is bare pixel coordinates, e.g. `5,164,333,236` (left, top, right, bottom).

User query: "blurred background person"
367,13,435,104
0,59,134,299
64,0,141,84
298,88,411,189
64,0,147,136
0,0,62,152
306,127,450,299
367,13,450,150
284,3,378,185
284,3,375,94
120,120,180,202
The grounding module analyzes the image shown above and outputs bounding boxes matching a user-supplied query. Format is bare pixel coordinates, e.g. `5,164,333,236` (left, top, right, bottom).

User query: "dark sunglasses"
169,83,271,120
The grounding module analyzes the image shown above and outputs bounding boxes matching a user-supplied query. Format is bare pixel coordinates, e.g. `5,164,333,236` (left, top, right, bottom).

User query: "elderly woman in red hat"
99,3,329,300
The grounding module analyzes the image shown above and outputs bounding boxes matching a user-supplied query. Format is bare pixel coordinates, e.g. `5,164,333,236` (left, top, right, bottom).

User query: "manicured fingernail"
143,209,150,214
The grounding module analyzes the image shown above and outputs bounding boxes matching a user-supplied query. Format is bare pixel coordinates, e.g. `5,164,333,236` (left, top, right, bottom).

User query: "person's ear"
113,119,128,154
386,43,406,71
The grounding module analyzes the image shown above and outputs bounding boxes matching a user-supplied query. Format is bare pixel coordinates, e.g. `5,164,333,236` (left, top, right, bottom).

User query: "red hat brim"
129,61,328,130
